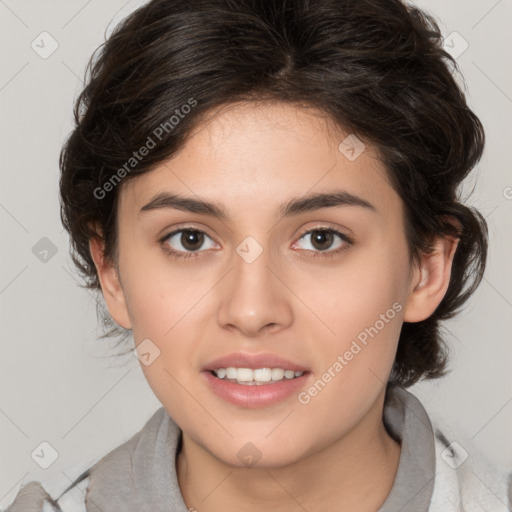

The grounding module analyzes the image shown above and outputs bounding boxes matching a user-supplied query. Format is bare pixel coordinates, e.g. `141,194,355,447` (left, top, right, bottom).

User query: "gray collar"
378,386,436,511
82,386,435,512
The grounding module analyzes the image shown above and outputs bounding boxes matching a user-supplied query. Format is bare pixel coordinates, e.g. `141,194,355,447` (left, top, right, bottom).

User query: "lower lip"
202,371,310,408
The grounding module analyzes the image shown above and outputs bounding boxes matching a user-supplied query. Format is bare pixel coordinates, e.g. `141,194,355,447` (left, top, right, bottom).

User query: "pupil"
182,230,203,251
312,230,333,251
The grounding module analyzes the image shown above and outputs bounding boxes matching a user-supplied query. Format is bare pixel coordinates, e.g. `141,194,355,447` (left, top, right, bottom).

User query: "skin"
90,101,458,512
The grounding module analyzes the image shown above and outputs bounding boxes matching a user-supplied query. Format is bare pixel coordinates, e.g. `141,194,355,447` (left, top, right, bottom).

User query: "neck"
176,389,401,512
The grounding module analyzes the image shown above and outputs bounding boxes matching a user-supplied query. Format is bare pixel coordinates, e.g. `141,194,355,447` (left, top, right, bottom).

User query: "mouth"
201,352,311,408
208,367,306,385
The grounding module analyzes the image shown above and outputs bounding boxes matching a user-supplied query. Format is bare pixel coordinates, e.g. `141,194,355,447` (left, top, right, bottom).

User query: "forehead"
119,101,401,221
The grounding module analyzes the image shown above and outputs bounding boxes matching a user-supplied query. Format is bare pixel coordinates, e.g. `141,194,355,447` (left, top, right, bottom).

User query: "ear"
403,232,460,323
89,230,132,329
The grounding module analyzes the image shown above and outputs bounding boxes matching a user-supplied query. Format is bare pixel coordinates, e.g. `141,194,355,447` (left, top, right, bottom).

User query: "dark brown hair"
59,0,487,387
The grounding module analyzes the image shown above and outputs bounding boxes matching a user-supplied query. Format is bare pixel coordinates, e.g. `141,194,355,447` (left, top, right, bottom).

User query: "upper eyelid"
160,223,216,240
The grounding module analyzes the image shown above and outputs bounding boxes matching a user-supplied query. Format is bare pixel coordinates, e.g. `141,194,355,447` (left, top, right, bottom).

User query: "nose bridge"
216,235,293,335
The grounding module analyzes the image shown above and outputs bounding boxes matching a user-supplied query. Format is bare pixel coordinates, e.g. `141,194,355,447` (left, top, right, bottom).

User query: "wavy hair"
59,0,487,387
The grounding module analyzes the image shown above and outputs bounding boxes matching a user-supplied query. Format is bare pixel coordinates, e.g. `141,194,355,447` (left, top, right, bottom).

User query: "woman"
5,0,510,510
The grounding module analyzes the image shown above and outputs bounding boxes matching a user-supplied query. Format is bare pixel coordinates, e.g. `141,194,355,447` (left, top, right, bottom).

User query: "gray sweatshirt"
3,386,510,511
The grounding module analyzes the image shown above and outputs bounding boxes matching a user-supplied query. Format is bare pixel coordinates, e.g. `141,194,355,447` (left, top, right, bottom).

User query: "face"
92,101,453,469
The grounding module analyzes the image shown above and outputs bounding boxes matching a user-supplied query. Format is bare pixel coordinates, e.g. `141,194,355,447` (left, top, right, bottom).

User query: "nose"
216,243,294,337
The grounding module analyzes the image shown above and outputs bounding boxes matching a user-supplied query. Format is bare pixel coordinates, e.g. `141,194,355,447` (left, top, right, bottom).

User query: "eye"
160,225,353,261
293,227,353,258
160,228,218,259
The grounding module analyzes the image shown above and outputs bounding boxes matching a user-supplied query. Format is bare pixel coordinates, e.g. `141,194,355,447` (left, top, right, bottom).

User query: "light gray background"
1,0,511,507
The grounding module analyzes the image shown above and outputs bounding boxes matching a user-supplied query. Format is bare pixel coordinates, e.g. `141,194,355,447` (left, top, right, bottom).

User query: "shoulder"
389,386,511,511
2,408,172,512
429,424,511,511
2,480,89,512
1,461,92,512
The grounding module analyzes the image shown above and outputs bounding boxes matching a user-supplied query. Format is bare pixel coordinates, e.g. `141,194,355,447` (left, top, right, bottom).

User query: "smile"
203,369,310,408
211,367,304,385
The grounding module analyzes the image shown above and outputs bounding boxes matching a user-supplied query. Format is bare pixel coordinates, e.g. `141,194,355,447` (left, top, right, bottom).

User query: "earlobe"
89,234,132,329
403,235,459,323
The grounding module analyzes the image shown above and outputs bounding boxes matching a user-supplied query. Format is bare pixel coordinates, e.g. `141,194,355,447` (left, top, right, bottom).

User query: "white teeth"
271,368,285,380
212,367,304,384
236,368,253,382
226,367,238,379
253,368,272,382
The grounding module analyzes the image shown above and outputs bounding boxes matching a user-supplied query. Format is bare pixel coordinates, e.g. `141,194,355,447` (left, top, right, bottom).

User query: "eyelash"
159,226,354,261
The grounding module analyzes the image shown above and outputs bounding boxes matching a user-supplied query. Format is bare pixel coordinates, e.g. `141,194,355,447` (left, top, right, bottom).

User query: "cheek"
117,242,212,392
290,237,409,397
119,237,211,338
122,258,211,418
293,237,408,343
291,271,405,445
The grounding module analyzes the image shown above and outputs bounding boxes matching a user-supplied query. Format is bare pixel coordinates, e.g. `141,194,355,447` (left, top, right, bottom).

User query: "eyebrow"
139,190,377,219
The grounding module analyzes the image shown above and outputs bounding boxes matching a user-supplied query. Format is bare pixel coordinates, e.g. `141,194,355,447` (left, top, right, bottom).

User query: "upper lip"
203,352,309,372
